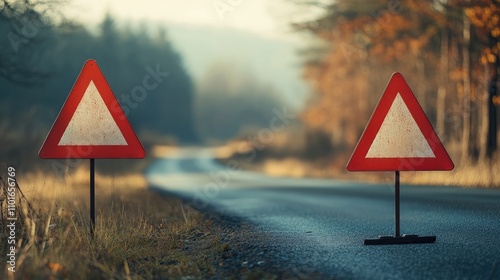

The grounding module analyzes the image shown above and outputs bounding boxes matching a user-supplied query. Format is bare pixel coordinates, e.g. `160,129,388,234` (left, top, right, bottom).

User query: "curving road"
146,147,500,279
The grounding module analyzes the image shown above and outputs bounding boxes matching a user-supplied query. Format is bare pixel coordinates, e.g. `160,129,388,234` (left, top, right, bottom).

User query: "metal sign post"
395,171,400,238
363,171,436,245
90,159,96,237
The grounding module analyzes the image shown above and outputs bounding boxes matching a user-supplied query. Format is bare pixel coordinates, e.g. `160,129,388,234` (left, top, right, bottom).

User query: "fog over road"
146,147,500,279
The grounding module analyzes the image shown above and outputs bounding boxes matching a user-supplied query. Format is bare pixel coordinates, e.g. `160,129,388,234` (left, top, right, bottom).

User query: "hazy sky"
63,0,302,39
61,0,318,108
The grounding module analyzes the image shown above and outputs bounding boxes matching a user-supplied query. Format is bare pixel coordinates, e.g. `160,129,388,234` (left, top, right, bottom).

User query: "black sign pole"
395,171,400,237
90,158,96,238
364,170,436,245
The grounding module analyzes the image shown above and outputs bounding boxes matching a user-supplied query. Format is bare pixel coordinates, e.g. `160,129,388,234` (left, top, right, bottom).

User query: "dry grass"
221,153,500,188
402,160,499,187
221,127,499,188
0,166,230,279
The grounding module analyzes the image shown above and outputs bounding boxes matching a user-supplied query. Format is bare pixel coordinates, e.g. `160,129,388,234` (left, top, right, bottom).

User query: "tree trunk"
416,56,426,109
461,12,471,163
479,63,489,161
486,33,499,158
437,28,449,140
450,37,460,142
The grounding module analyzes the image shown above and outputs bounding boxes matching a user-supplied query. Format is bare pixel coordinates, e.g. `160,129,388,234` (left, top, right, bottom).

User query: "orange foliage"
298,0,499,157
464,1,500,64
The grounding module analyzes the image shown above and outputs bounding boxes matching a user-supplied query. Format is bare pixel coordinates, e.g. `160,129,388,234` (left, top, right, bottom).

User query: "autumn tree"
293,0,446,148
293,0,499,163
463,0,499,158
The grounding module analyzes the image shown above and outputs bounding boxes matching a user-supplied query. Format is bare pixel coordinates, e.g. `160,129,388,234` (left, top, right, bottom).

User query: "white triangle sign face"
58,81,128,146
347,72,454,171
39,59,145,159
366,93,435,158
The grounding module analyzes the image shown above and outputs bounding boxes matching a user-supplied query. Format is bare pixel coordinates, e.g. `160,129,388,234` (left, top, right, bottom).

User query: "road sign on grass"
39,59,145,237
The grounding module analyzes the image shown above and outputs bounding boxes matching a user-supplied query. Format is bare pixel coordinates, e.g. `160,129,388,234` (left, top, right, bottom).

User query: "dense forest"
293,0,499,164
0,1,198,169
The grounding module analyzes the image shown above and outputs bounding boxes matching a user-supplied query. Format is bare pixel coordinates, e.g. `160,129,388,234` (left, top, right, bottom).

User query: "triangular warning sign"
347,72,453,171
39,59,145,159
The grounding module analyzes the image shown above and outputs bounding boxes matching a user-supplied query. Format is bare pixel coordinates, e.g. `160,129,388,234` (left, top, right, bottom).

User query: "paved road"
146,148,500,279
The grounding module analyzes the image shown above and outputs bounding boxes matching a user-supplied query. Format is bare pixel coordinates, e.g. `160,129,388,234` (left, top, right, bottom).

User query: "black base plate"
364,234,436,245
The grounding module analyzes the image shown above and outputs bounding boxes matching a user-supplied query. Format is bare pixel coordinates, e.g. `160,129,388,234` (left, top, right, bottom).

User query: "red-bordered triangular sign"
347,72,453,171
39,59,145,159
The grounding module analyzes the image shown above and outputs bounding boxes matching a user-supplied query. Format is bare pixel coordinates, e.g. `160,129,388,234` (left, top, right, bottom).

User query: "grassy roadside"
0,165,276,279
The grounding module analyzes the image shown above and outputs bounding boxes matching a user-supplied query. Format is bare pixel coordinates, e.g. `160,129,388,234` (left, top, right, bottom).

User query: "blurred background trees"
0,4,197,170
293,0,499,165
0,1,287,172
194,62,283,143
1,0,498,175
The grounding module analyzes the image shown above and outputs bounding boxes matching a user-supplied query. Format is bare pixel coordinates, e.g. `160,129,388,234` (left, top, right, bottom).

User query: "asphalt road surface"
146,147,500,279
